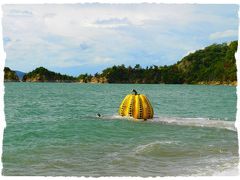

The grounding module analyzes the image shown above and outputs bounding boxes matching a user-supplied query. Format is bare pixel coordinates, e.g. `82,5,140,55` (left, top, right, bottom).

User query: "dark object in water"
96,113,101,118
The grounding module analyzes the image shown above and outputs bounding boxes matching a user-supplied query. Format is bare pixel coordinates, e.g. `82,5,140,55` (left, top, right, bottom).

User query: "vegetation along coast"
4,41,238,85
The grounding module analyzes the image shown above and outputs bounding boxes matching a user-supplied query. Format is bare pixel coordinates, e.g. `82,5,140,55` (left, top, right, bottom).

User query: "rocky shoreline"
4,79,237,86
197,81,237,86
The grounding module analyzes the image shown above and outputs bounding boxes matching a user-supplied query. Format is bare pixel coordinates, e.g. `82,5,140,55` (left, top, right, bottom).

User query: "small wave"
97,114,140,121
152,116,236,131
134,140,179,154
100,114,236,131
213,165,239,176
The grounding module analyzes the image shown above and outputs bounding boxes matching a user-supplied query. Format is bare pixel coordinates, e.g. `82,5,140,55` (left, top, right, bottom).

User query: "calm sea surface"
2,83,239,176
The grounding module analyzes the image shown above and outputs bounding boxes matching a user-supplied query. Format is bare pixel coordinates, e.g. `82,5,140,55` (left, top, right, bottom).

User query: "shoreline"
197,81,237,86
4,81,237,86
213,166,239,176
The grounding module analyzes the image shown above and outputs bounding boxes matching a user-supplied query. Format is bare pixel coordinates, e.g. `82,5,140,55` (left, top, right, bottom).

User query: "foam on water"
101,114,236,131
152,116,236,131
133,140,180,154
213,166,239,176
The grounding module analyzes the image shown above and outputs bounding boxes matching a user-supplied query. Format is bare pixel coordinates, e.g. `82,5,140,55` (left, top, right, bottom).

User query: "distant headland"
4,40,237,85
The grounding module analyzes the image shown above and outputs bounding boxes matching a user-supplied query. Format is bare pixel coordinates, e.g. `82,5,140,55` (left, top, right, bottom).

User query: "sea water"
2,83,239,176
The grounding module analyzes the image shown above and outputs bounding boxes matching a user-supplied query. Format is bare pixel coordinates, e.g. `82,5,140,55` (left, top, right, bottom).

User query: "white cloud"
92,56,114,64
3,4,197,38
209,29,238,40
2,4,238,74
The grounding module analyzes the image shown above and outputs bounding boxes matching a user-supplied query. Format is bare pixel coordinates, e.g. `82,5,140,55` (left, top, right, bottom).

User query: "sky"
2,4,239,76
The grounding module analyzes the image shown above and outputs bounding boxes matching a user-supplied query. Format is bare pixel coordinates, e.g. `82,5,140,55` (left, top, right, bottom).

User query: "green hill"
4,67,20,82
176,41,237,84
22,67,77,82
78,40,237,85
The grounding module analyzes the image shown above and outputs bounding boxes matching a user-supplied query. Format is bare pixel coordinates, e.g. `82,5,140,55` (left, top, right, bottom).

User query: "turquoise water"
2,83,239,176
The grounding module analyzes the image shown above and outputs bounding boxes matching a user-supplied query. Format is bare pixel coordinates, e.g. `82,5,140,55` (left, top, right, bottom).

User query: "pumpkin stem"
132,89,138,95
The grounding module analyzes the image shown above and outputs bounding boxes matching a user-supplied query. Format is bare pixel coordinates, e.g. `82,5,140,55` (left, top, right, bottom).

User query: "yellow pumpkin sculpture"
118,89,154,120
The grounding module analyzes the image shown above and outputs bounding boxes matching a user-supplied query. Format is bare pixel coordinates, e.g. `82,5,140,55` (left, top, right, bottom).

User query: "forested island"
22,67,76,82
4,67,20,82
4,40,238,85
